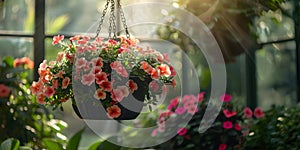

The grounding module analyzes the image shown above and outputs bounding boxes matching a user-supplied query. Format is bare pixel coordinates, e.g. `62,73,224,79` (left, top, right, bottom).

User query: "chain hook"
95,0,130,39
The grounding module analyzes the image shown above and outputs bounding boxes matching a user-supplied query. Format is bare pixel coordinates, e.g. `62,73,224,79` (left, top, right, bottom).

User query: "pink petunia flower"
92,57,103,67
177,128,188,136
198,92,205,102
94,89,106,100
30,81,42,95
52,35,64,45
151,128,158,137
62,77,70,89
75,57,87,69
218,143,227,150
81,73,95,86
223,121,233,129
254,107,265,118
140,61,152,74
106,105,121,119
223,109,237,118
111,88,124,102
149,81,159,92
220,94,232,102
243,107,253,118
187,105,198,115
175,107,186,115
0,84,11,98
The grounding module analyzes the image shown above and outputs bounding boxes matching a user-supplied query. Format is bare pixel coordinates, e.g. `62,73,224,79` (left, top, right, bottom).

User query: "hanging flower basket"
31,35,176,120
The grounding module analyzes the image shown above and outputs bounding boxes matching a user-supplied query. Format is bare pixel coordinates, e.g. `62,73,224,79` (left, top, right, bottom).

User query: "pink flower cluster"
0,84,10,98
31,35,177,119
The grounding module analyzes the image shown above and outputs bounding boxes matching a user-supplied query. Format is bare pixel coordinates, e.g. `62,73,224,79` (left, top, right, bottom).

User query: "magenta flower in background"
177,128,188,136
198,92,205,102
218,143,227,150
175,107,186,115
220,94,232,102
254,107,265,118
243,107,253,118
223,109,237,118
223,121,233,129
0,84,11,98
234,123,241,131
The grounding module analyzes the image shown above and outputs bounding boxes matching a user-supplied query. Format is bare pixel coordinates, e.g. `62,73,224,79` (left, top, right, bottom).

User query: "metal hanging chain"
95,0,130,39
108,0,117,39
95,0,110,37
117,0,130,38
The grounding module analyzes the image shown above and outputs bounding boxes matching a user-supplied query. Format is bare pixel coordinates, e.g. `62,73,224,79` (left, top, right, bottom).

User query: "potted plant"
31,35,176,120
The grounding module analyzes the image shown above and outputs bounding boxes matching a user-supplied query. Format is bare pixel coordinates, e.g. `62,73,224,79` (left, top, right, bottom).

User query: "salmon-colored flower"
126,80,138,93
52,79,58,89
92,57,103,67
107,105,121,119
254,107,264,118
56,52,64,62
36,93,46,104
244,107,253,118
0,84,10,98
94,89,106,100
55,70,65,78
30,81,42,95
14,57,34,69
99,81,112,92
81,73,95,86
140,61,152,74
45,86,55,98
52,35,64,45
95,72,108,84
150,69,160,80
118,86,129,97
177,128,188,136
157,64,171,77
62,77,70,89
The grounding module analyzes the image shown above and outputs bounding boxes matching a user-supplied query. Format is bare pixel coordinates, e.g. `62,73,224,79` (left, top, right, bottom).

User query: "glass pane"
0,37,33,61
254,2,294,43
256,41,296,109
45,0,103,35
0,0,34,34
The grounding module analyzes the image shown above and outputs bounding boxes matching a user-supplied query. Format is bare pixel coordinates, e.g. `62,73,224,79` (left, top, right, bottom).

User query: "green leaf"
98,136,121,150
0,138,20,150
19,146,32,150
43,139,63,150
87,141,102,150
3,56,14,68
66,128,85,150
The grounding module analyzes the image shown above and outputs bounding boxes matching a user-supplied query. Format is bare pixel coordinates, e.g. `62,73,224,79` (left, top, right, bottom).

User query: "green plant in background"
242,104,300,150
0,56,67,149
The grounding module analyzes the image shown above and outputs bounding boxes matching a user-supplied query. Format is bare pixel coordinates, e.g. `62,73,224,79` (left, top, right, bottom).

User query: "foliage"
31,35,176,119
242,104,300,150
0,56,67,149
148,93,263,150
0,128,85,150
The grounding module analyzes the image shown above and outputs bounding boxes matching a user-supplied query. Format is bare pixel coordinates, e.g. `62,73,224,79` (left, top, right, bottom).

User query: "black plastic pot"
72,76,151,120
